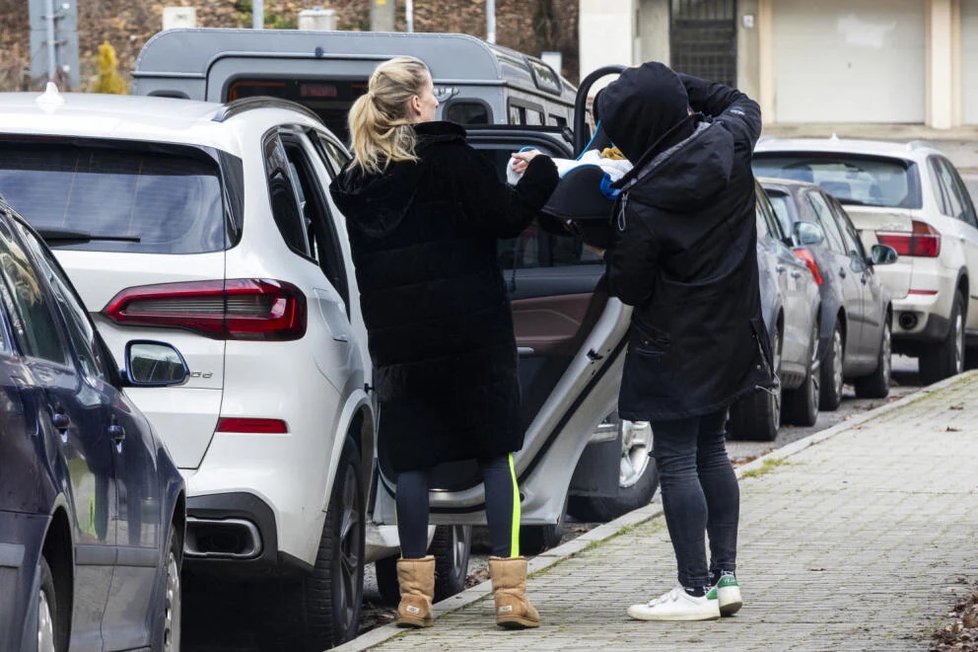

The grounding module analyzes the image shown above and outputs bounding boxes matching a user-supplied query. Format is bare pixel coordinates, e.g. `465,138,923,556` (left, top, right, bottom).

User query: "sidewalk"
339,372,978,651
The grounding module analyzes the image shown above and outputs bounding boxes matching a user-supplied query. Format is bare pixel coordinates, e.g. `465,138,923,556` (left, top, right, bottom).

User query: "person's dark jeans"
651,409,739,588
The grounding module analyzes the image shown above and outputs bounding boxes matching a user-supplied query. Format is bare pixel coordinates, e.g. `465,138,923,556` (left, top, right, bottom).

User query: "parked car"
727,183,822,441
0,197,186,651
0,87,376,650
760,177,897,408
755,138,978,384
0,85,634,648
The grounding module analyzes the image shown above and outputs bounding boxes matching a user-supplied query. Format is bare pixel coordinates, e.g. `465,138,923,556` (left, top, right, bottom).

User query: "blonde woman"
329,57,558,629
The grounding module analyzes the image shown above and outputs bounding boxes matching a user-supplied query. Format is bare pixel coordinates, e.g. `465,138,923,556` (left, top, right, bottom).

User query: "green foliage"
93,41,126,94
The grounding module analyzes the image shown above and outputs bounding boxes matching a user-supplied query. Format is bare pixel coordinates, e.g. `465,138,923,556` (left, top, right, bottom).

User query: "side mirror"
869,243,899,266
793,221,825,247
123,341,190,387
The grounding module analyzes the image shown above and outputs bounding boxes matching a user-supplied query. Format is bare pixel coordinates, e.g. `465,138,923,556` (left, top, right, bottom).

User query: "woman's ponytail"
348,56,430,175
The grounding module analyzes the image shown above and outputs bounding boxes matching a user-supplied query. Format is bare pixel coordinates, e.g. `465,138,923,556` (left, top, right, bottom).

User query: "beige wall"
737,0,761,103
638,0,670,66
579,0,638,91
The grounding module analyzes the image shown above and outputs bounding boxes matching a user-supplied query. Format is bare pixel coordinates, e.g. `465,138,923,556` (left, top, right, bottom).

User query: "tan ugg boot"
489,556,540,629
395,556,435,628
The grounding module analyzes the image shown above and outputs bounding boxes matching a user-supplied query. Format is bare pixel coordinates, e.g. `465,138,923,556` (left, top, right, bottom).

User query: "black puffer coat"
599,64,774,422
330,122,558,472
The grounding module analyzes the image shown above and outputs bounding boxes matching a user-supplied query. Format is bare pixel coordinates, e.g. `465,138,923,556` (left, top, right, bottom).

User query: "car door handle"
838,268,847,278
776,265,786,273
108,424,126,443
790,271,803,279
51,411,70,431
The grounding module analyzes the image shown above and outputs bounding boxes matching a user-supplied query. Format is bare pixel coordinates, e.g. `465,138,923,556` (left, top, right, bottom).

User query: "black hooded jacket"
598,65,774,421
329,121,558,472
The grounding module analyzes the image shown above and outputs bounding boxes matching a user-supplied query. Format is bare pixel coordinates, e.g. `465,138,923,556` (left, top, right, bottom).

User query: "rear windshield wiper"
38,228,141,245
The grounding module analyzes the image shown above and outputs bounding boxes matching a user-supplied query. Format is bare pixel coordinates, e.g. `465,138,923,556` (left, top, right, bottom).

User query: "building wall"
581,0,975,128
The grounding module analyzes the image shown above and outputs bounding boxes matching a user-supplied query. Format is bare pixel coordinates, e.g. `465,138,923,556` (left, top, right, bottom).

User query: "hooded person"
329,56,558,631
597,62,772,622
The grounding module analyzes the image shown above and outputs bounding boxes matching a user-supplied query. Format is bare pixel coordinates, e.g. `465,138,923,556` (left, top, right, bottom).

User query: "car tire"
374,524,473,605
854,318,892,399
520,497,567,555
36,556,64,652
819,322,845,411
374,555,400,606
728,323,781,442
260,438,365,651
431,524,473,601
783,319,819,427
965,346,978,371
919,291,965,385
152,524,182,652
568,419,659,522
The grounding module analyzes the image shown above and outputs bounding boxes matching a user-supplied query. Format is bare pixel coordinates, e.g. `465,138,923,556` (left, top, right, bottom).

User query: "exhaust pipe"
185,518,262,559
898,312,919,331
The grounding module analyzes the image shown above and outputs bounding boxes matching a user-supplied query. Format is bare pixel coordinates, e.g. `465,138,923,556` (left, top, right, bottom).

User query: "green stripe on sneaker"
717,576,739,589
706,587,718,600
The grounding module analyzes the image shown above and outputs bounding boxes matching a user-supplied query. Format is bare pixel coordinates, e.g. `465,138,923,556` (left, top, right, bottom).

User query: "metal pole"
45,0,56,82
486,0,496,43
252,0,263,29
406,0,414,32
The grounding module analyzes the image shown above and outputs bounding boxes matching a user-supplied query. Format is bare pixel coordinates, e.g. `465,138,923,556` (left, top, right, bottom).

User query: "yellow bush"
94,41,127,94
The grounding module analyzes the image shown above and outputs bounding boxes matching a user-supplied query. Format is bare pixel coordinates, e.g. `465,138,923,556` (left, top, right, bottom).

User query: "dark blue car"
0,197,188,651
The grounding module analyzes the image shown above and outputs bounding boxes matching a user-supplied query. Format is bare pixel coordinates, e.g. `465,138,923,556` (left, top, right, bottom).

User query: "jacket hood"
330,121,465,237
622,121,736,212
596,62,693,163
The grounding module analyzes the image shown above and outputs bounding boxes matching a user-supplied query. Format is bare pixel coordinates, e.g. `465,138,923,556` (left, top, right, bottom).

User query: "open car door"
372,67,634,528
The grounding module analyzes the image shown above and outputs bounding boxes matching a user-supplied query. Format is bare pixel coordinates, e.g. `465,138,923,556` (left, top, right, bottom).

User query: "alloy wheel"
954,311,965,374
882,322,892,386
37,587,55,652
831,329,844,400
163,549,181,652
620,421,652,489
808,322,821,407
336,464,363,634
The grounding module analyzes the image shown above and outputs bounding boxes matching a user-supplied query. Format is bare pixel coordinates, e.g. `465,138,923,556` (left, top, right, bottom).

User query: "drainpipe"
45,0,57,83
487,0,496,44
252,0,263,29
406,0,414,32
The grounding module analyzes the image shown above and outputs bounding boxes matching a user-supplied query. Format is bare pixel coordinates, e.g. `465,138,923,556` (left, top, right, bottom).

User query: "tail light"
216,417,289,433
792,248,824,285
876,220,941,258
103,279,306,341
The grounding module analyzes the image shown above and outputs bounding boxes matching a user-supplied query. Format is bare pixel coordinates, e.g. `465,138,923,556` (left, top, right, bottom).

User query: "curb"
332,370,976,651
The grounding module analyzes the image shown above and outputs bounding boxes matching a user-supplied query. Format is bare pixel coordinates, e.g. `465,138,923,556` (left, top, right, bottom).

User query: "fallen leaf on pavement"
809,567,827,572
950,404,965,410
945,426,961,432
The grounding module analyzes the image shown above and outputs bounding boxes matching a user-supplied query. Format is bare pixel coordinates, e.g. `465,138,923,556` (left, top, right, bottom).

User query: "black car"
0,198,188,651
758,178,898,409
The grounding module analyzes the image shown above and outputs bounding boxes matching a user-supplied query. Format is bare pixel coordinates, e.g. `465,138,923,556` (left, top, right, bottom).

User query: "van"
133,29,577,139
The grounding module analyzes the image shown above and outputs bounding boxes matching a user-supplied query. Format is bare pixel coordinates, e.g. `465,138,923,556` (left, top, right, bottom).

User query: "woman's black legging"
396,454,521,559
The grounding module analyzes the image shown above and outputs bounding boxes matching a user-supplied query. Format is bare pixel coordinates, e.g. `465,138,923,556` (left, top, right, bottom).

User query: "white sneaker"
713,572,743,616
627,586,721,621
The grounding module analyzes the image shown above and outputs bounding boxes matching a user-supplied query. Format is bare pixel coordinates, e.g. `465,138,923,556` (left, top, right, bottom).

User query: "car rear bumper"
892,288,955,345
0,511,48,652
182,492,312,578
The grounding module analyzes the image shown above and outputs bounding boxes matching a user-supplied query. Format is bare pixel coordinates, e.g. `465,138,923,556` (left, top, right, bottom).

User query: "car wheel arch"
956,273,969,316
347,405,375,487
42,506,73,643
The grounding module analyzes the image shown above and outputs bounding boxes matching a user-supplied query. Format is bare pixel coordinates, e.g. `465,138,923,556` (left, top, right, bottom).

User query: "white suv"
755,138,978,383
0,89,375,647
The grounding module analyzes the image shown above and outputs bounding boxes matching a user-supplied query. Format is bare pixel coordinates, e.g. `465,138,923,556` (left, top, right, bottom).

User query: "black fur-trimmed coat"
330,121,558,473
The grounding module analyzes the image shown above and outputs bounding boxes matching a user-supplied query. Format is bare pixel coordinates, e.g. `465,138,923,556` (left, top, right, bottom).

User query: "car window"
931,158,965,220
927,158,952,216
938,158,978,228
833,205,867,262
13,222,109,381
313,132,351,179
281,133,350,306
753,154,921,209
264,135,312,258
0,141,227,254
763,189,794,236
806,191,847,254
476,147,601,269
757,188,786,241
445,101,492,126
0,219,68,365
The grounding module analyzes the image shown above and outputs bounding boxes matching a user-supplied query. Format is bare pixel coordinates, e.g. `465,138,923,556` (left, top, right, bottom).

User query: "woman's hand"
510,149,542,175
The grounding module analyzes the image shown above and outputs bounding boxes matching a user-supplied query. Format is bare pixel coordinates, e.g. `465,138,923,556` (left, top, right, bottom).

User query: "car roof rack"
213,96,323,124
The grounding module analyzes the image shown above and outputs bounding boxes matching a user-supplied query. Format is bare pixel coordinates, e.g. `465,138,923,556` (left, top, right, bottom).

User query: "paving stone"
351,373,978,651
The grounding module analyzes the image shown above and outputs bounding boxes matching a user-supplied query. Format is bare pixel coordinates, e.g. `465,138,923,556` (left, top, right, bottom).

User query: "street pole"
45,0,56,82
406,0,414,32
252,0,263,29
486,0,496,44
370,0,395,31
